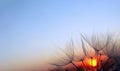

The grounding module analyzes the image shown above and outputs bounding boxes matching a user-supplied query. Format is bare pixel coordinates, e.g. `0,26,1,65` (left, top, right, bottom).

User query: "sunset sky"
0,0,120,71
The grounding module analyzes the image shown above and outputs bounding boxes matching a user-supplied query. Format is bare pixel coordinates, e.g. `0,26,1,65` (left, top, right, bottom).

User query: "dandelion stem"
71,62,79,71
81,60,87,71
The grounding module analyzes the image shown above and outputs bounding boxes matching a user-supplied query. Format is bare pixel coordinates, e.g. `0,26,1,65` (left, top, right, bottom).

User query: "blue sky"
0,0,120,70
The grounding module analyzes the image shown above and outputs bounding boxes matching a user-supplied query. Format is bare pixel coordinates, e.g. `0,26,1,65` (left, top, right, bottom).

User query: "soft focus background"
0,0,120,71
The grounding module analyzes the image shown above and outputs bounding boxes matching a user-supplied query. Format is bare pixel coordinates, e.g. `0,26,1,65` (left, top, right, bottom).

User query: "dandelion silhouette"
50,33,120,71
80,34,113,70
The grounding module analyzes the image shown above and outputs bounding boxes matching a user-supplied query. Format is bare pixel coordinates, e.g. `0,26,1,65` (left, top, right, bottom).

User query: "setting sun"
88,59,97,67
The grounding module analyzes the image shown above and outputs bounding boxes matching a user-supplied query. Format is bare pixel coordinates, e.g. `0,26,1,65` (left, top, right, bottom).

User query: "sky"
0,0,120,71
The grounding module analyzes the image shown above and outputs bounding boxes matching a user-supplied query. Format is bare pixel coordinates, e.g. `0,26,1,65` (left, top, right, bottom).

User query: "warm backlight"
89,59,97,67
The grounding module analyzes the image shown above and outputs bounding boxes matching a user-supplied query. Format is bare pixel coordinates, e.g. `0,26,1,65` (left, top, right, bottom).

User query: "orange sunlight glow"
88,58,97,67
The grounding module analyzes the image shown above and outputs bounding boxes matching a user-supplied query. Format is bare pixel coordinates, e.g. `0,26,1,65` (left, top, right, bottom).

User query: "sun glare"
89,59,97,67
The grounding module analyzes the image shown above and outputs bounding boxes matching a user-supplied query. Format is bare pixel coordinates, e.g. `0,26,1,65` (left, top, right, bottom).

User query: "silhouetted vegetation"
50,34,120,71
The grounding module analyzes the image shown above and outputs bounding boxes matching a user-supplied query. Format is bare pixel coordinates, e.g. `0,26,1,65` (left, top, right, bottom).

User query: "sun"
88,58,97,67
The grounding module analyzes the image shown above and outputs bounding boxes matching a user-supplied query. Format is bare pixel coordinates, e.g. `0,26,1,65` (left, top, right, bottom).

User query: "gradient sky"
0,0,120,71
